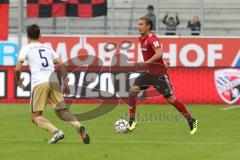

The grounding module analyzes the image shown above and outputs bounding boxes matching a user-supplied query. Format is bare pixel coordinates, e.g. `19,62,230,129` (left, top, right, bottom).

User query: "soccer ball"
114,119,130,133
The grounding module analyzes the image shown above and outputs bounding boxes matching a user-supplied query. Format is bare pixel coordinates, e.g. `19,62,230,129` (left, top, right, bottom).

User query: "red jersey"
139,32,166,75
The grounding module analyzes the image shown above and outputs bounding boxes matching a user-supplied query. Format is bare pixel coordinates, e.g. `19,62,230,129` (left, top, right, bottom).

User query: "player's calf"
55,108,91,143
166,95,198,134
32,113,59,136
127,86,141,132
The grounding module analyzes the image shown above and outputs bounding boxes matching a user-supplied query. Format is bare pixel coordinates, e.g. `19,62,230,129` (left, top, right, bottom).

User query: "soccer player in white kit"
15,24,90,144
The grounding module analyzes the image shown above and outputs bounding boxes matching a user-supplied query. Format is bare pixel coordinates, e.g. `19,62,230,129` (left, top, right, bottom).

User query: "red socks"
127,96,192,121
127,95,137,120
172,99,192,120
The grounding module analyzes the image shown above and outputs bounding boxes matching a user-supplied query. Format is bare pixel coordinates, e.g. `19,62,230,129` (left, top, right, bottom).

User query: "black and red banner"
27,0,107,18
0,0,9,40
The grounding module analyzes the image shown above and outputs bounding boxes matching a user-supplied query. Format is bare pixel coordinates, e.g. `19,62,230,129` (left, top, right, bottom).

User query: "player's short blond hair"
139,17,153,30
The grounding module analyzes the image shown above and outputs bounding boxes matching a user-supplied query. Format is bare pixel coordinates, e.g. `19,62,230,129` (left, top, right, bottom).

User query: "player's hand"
17,78,25,89
163,59,170,68
63,77,70,95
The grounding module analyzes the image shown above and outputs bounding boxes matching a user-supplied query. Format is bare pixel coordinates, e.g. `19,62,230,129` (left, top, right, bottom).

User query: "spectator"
162,12,180,35
187,16,201,36
144,5,156,30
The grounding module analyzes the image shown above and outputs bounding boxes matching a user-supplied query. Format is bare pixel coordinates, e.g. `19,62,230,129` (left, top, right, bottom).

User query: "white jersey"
18,42,59,90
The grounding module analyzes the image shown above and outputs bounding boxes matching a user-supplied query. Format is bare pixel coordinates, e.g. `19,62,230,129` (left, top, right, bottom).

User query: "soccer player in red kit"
127,17,198,134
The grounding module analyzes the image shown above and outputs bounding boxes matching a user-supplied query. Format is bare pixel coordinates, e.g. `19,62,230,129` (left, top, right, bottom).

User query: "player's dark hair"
147,5,154,11
139,17,153,30
26,24,40,40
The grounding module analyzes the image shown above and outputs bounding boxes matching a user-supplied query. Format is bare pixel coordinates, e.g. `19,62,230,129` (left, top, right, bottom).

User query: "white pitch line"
221,105,240,111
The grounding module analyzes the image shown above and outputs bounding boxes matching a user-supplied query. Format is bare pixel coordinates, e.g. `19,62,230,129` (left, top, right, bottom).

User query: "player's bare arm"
14,60,25,89
163,59,170,67
54,58,70,95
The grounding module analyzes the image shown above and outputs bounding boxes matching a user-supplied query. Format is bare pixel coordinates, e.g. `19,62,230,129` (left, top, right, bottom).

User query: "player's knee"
31,117,36,124
31,112,42,124
55,108,67,119
130,86,141,95
54,110,62,118
166,95,176,104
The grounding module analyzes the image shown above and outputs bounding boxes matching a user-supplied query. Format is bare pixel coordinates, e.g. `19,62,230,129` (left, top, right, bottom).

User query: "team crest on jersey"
214,69,240,104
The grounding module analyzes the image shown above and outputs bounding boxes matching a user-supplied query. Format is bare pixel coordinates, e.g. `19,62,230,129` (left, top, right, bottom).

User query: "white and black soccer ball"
114,119,130,133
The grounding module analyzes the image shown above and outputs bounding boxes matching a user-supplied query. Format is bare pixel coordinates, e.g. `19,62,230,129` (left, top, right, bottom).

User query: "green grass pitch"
0,103,239,160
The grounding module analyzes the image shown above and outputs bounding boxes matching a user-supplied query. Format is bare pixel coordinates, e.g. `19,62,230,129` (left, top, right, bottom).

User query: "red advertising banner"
40,36,240,67
1,66,239,104
1,36,240,104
